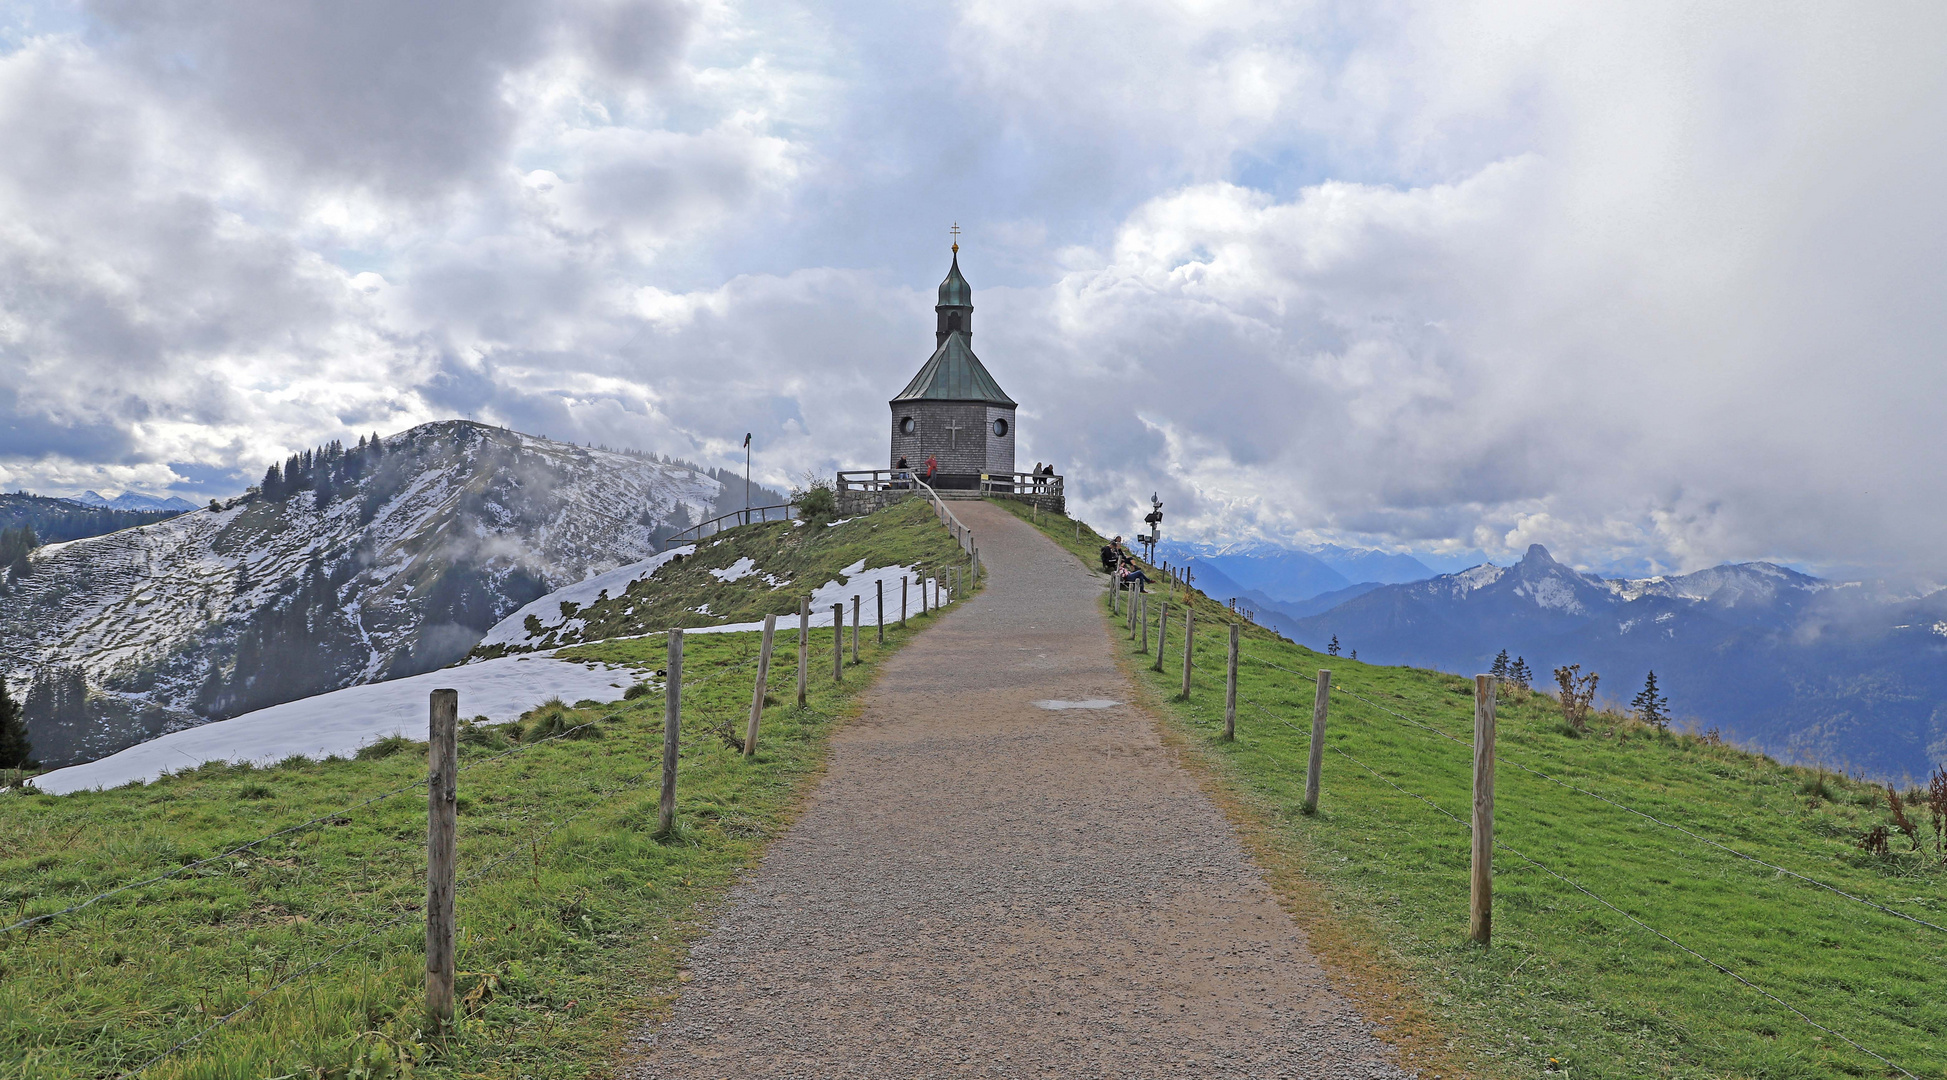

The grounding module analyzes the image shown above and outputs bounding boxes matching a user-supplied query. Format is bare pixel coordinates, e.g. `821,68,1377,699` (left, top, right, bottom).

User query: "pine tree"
1632,670,1669,731
0,677,30,769
1509,657,1532,689
1327,635,1340,657
262,464,283,501
1491,650,1510,679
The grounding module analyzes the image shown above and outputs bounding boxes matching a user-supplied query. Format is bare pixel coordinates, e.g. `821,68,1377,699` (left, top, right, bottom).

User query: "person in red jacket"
924,454,938,483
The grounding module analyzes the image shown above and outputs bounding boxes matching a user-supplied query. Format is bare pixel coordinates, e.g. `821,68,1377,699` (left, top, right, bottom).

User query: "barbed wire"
1241,694,1919,1080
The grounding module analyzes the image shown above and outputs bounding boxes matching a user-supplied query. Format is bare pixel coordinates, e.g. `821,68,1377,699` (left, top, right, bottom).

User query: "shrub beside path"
625,501,1414,1078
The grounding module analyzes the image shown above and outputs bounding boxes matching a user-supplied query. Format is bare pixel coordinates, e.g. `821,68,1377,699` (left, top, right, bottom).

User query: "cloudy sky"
1,1,1943,578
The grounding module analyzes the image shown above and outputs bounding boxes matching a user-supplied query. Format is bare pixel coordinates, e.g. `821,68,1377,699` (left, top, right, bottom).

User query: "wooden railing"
912,478,975,560
836,469,912,491
664,502,796,545
980,471,1063,497
836,469,1063,496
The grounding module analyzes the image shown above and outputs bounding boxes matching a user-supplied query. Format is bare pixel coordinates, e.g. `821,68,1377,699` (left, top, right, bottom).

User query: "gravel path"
625,502,1416,1078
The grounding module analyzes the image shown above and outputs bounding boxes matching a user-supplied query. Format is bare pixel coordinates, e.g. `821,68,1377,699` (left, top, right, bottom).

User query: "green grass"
0,509,972,1079
1004,502,1946,1080
472,498,967,657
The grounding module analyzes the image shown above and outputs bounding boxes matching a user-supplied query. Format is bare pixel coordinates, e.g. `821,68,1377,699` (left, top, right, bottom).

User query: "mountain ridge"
1286,544,1947,778
1,421,746,766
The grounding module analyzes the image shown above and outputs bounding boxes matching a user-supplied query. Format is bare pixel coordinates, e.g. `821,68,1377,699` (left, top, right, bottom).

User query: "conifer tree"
1491,649,1510,679
1509,657,1532,689
1327,635,1340,657
261,464,283,501
1632,670,1669,731
0,677,29,769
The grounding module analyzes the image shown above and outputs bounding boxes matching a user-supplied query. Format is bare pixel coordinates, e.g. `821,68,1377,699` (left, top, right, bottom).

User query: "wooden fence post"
901,576,908,626
1139,592,1150,652
796,598,809,708
921,570,930,615
746,615,775,756
832,603,844,682
877,579,885,642
426,688,458,1031
1224,623,1239,741
1180,607,1195,698
1304,670,1331,813
1152,599,1168,672
1471,674,1497,946
852,595,860,662
660,629,683,832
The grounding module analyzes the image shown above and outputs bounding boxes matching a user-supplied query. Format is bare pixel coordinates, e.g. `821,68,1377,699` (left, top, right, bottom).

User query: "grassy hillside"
0,501,972,1079
474,497,967,656
996,499,1944,1080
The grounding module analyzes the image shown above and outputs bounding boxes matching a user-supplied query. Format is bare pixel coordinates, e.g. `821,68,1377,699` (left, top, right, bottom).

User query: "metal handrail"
665,502,796,545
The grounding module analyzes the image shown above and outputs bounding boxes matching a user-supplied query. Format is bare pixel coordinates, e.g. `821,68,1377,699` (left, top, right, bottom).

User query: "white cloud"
0,0,1944,580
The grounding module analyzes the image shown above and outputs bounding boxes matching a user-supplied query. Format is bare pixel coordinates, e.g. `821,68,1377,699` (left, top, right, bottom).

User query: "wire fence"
1216,635,1923,1079
1238,648,1947,936
6,489,986,1078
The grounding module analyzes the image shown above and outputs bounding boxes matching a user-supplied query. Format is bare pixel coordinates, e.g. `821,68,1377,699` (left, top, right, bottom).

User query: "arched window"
947,313,962,333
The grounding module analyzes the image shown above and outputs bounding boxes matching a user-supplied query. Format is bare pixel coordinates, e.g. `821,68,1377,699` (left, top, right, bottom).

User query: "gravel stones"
625,502,1416,1079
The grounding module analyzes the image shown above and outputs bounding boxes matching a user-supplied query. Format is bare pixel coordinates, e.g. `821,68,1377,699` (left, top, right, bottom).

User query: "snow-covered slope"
1,421,725,765
481,554,931,650
27,651,652,794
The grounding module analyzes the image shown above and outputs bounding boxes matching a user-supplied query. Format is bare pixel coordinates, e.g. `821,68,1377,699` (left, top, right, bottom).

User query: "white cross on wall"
945,418,963,447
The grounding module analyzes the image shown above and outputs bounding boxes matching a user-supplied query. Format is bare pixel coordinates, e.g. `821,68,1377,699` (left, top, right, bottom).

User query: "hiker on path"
924,455,938,484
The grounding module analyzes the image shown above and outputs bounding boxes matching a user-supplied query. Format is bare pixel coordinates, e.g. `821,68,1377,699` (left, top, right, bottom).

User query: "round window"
899,417,915,435
992,418,1009,437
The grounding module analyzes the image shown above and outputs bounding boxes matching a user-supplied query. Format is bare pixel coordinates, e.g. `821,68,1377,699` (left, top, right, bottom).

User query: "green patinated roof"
938,254,971,307
892,332,1017,406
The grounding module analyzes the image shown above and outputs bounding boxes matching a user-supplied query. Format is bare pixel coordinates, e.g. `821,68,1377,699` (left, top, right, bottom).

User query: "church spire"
936,231,972,346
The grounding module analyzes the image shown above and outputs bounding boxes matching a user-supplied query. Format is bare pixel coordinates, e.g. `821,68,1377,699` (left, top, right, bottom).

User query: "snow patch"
28,654,651,795
710,557,760,582
479,546,693,647
1454,564,1505,592
1524,576,1584,613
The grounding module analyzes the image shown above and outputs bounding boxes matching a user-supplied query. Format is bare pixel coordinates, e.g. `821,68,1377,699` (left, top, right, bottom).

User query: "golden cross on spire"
950,222,960,254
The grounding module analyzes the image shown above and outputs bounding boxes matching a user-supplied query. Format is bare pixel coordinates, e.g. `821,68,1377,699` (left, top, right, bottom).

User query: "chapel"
888,241,1017,489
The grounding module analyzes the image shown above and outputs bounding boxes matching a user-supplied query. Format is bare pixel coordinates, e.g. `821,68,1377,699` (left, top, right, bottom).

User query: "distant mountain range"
67,490,200,513
0,493,189,548
1,421,782,767
1280,544,1947,780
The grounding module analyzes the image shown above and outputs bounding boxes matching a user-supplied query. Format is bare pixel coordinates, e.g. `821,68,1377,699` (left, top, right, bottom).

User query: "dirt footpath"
626,501,1415,1079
